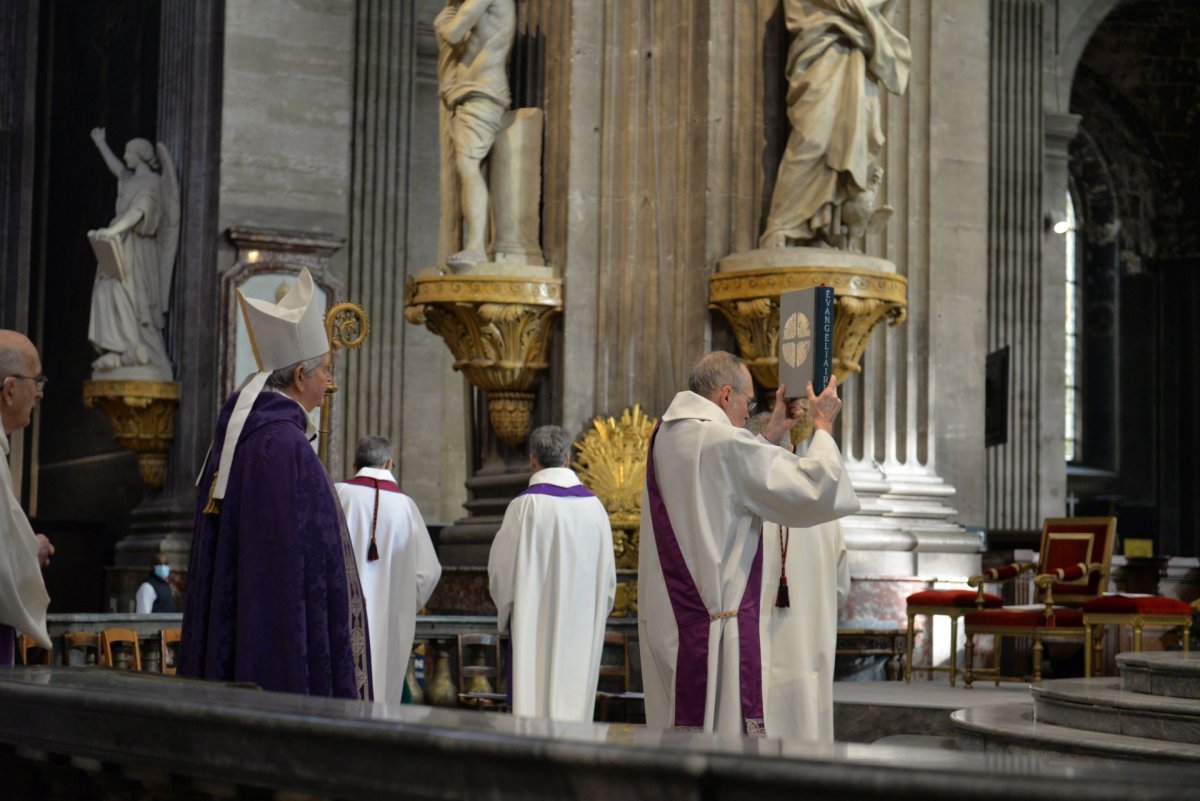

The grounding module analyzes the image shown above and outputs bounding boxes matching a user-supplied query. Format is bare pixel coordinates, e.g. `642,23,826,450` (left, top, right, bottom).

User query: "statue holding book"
86,127,179,381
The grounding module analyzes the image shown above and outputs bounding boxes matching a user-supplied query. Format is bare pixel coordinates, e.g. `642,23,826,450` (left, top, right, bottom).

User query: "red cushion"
964,607,1084,628
1082,595,1194,616
907,590,1004,609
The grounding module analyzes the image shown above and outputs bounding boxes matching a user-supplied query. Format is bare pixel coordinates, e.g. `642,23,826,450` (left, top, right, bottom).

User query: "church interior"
2,0,1200,798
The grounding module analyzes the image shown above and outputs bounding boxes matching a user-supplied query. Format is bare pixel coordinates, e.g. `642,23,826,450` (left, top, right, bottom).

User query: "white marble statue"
760,0,910,251
435,0,516,271
86,127,179,381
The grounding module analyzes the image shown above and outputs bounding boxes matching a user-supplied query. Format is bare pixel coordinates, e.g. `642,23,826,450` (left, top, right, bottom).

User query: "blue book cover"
778,286,835,399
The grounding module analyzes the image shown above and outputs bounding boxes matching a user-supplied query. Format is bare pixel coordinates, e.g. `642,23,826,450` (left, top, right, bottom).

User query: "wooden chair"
99,628,143,671
160,628,182,675
17,634,51,666
595,631,644,723
61,631,101,666
964,517,1116,688
456,633,505,710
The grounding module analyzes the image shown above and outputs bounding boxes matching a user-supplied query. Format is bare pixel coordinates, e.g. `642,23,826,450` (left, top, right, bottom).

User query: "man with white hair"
0,330,53,665
337,435,441,706
181,270,371,700
639,351,859,737
488,425,616,721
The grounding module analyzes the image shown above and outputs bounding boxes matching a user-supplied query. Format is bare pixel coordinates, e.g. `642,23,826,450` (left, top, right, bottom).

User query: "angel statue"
86,127,180,381
760,0,910,252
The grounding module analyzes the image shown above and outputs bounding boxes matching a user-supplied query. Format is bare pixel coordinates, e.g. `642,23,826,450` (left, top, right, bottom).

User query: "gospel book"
778,286,834,399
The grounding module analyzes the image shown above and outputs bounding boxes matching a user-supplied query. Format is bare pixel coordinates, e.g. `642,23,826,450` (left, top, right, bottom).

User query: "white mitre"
204,268,329,505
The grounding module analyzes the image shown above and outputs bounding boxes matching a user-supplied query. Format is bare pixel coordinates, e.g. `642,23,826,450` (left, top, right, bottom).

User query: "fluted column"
344,0,467,523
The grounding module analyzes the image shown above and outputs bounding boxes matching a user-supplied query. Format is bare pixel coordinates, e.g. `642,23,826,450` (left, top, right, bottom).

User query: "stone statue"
760,0,910,251
435,0,516,271
86,127,180,381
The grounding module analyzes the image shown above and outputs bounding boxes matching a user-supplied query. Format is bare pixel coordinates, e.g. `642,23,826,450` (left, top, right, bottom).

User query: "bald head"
0,330,43,436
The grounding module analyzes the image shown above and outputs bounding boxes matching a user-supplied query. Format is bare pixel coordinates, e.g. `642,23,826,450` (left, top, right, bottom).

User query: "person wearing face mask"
134,554,176,614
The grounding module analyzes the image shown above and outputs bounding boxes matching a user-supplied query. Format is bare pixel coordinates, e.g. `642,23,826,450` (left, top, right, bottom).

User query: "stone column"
344,0,468,527
986,0,1070,536
106,0,226,604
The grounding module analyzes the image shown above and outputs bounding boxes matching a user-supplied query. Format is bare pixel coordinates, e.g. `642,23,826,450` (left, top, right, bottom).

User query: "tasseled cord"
367,479,381,562
202,473,221,515
775,525,790,608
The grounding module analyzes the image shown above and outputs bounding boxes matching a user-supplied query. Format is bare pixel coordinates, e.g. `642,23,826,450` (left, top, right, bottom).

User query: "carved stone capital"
404,273,563,445
709,257,908,392
82,380,181,490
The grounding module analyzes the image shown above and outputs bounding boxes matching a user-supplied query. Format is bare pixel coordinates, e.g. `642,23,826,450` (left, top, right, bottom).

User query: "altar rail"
0,667,1196,801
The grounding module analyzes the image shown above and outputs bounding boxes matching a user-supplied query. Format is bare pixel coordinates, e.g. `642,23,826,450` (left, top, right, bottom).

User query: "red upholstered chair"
963,517,1116,688
1082,595,1195,676
904,586,1006,686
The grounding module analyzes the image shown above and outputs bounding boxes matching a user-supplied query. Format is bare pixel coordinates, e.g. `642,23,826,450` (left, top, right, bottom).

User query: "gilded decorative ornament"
319,301,369,464
82,380,181,489
612,579,639,618
404,273,563,445
709,266,907,391
575,405,657,582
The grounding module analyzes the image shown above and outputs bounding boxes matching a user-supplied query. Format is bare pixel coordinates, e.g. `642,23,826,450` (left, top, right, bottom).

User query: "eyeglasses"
738,389,758,415
5,374,47,392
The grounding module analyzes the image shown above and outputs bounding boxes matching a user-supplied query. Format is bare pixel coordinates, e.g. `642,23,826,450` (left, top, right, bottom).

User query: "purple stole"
342,475,403,494
645,423,765,735
519,482,596,498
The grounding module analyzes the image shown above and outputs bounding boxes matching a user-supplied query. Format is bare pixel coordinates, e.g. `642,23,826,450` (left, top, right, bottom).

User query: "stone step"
1118,651,1200,700
1033,678,1200,744
951,701,1200,765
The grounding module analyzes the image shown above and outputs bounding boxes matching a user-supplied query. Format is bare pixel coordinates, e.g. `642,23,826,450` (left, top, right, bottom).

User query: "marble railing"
0,667,1196,800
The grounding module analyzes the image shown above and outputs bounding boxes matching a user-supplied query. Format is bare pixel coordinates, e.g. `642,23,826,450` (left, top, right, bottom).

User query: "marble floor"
833,677,1031,744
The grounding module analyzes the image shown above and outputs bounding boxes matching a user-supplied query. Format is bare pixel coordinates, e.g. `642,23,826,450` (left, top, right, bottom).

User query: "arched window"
1064,192,1081,462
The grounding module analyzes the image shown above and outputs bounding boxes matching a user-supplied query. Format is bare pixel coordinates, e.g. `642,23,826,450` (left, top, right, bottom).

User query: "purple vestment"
180,391,372,700
518,483,596,498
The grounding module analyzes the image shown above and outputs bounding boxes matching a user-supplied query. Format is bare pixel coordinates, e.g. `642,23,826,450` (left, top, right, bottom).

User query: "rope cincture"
367,479,381,562
202,473,221,515
775,525,790,608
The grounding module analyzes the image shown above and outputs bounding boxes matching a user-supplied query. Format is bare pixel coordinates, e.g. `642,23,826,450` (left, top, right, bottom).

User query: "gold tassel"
202,473,221,515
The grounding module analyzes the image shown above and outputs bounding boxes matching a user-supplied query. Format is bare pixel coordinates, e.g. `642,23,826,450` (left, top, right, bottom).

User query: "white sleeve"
487,500,524,634
732,428,861,528
407,500,442,608
135,582,156,614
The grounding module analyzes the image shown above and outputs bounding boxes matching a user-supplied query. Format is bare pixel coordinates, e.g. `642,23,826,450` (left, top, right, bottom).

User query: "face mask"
154,564,170,580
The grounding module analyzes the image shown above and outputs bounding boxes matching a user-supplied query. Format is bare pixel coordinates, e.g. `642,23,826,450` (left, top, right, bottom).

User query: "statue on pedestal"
435,0,516,271
760,0,910,252
86,127,179,381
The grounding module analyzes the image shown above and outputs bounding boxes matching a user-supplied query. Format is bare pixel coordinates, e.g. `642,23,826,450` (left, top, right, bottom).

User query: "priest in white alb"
639,351,859,737
747,411,850,742
488,425,616,722
336,435,441,706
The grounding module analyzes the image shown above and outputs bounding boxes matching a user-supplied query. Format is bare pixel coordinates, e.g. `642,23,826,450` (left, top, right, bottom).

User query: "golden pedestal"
709,251,908,392
82,380,181,490
404,271,563,446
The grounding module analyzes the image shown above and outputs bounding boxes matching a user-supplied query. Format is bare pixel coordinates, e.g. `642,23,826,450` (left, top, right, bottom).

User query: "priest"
639,351,859,736
336,435,441,706
746,411,850,742
180,270,371,700
0,330,53,665
488,425,616,721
